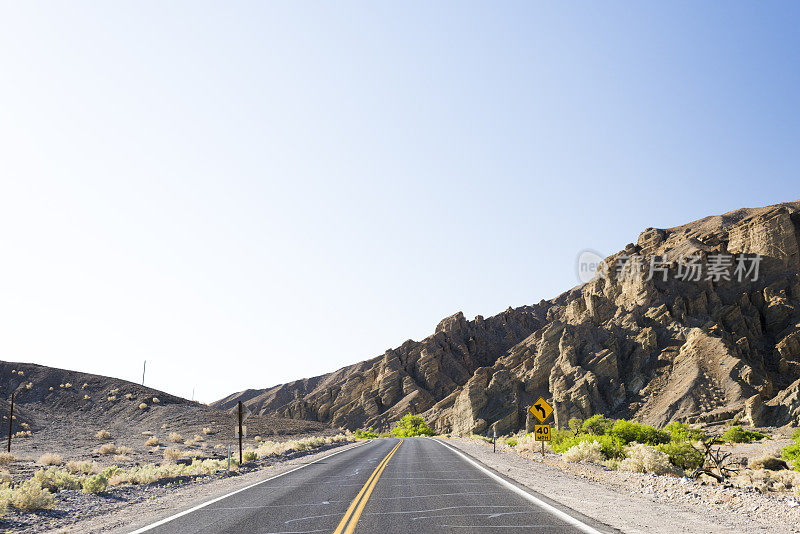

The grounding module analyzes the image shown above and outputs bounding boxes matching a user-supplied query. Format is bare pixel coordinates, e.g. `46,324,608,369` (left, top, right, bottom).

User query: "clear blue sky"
1,2,798,402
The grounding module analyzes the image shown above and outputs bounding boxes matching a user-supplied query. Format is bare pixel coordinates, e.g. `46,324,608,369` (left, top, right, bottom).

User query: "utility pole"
238,400,243,465
7,392,14,453
142,361,147,386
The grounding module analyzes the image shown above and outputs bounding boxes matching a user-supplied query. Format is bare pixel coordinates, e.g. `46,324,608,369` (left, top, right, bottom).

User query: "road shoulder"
439,437,799,534
42,440,366,534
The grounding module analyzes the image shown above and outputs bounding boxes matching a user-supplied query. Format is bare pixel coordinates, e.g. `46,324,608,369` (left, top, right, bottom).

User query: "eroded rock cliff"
215,200,800,433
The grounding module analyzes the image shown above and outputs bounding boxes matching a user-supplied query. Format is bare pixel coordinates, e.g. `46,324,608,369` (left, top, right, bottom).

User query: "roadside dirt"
444,437,800,534
4,440,363,534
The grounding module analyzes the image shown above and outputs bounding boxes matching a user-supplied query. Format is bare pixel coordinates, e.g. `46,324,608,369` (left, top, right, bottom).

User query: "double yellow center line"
332,439,402,534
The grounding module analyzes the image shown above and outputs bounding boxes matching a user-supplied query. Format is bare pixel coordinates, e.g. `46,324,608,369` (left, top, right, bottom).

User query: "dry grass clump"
84,394,91,400
13,430,31,438
113,454,132,463
142,430,153,436
146,436,160,446
152,397,160,404
619,443,675,475
749,454,790,471
24,382,32,390
126,393,133,400
138,403,148,410
116,445,134,455
64,383,72,389
107,396,117,402
563,441,603,463
0,470,10,485
169,432,184,444
0,453,13,466
33,467,81,491
253,434,350,458
96,429,111,440
734,469,800,492
82,383,88,389
202,427,213,435
109,388,119,395
6,479,54,510
38,453,63,466
97,443,117,455
65,460,96,475
162,448,184,462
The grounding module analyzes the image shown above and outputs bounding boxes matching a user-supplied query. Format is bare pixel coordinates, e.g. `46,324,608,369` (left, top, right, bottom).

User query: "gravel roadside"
22,440,366,534
441,437,800,534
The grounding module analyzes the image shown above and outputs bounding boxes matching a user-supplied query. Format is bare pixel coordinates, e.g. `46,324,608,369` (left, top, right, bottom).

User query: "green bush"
582,415,613,436
503,437,518,447
567,417,583,435
391,414,433,437
657,441,704,471
82,473,109,494
664,422,705,442
242,450,258,463
721,425,767,443
354,428,379,439
12,479,55,510
551,433,625,460
609,420,669,446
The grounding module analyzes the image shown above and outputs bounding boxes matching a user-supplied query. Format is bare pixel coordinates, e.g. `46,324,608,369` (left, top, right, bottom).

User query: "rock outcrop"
215,200,800,432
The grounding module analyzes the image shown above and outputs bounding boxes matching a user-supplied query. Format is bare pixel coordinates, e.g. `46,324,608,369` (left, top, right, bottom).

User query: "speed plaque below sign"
534,424,551,442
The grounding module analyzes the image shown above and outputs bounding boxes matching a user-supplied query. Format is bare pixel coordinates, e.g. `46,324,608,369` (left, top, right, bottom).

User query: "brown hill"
215,200,800,434
0,361,330,462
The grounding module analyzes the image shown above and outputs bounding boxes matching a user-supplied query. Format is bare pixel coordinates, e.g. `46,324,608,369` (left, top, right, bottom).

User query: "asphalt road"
129,438,612,534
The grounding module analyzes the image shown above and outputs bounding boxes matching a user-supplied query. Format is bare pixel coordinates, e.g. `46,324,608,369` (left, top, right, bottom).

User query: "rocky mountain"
216,200,800,434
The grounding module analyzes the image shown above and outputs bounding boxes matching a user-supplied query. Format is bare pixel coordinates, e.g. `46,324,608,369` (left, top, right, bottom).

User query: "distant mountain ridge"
215,200,800,434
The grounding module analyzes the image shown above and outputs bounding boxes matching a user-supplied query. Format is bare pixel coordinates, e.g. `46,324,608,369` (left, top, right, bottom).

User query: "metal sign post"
7,392,14,453
238,401,243,465
493,427,497,453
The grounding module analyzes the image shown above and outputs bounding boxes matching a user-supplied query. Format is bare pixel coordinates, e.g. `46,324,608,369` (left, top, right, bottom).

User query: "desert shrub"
562,440,603,463
0,471,10,484
610,420,669,446
163,448,183,462
581,415,613,436
503,437,518,447
11,479,54,510
354,428,379,439
64,383,72,389
13,431,31,438
722,426,767,443
665,421,705,442
98,443,117,455
96,429,111,440
38,453,63,466
107,396,116,402
193,434,205,442
0,453,14,466
146,436,159,446
242,450,258,463
33,467,81,491
126,393,133,400
116,445,134,455
750,455,790,471
658,441,704,471
66,460,96,475
84,394,91,400
202,427,213,435
169,432,184,443
139,403,148,410
391,414,433,437
619,443,675,475
16,371,23,376
152,397,160,404
82,473,108,494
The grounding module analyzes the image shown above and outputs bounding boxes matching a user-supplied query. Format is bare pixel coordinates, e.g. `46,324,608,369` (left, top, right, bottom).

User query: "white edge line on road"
127,440,370,534
429,437,606,534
